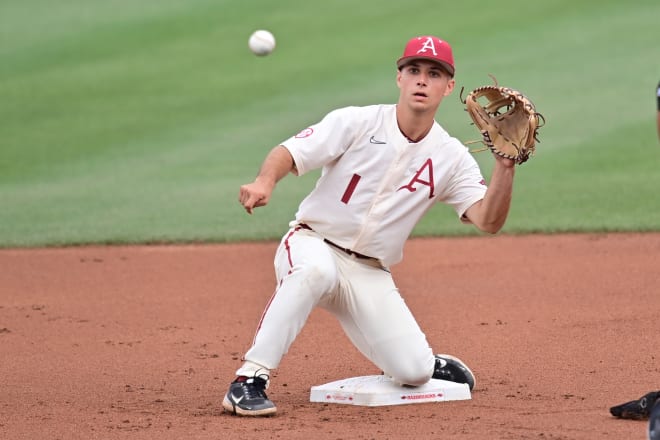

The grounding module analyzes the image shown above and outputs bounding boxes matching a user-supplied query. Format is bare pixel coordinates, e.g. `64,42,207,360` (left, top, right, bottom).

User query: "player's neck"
396,106,434,143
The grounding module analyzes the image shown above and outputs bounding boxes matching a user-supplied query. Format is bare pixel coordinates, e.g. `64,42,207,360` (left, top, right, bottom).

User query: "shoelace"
434,359,459,380
434,368,454,380
238,376,269,400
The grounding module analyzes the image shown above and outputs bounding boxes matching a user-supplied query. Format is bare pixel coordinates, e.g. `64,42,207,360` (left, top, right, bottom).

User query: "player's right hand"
238,180,273,214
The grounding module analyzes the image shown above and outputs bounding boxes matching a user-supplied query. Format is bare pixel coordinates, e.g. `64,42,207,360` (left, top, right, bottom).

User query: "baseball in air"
248,30,276,56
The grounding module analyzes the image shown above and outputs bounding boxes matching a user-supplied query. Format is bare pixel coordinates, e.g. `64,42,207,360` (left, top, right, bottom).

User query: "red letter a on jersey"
398,159,435,198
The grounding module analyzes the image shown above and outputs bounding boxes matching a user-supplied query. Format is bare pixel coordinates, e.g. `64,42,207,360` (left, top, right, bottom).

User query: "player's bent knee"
396,369,433,387
388,359,433,387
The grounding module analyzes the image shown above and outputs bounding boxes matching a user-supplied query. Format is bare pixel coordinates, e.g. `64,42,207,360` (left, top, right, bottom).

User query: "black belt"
297,223,375,260
323,238,374,260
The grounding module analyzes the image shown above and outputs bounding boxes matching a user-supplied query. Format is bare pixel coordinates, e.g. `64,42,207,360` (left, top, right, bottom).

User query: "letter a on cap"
417,37,438,56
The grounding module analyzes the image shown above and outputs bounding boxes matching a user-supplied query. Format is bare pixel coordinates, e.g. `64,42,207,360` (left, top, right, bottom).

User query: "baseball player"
223,35,518,417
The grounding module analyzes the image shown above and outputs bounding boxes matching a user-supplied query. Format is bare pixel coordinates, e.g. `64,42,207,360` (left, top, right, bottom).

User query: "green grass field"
1,0,659,247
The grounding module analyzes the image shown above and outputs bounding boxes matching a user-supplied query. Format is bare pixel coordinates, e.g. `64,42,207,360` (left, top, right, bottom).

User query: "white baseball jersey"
281,104,487,267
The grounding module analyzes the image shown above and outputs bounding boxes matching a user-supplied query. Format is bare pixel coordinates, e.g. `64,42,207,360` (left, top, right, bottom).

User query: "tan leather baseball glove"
463,77,544,165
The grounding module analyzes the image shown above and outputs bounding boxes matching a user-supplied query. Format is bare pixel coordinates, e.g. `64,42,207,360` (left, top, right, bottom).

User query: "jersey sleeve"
657,81,660,111
439,144,488,220
280,107,360,176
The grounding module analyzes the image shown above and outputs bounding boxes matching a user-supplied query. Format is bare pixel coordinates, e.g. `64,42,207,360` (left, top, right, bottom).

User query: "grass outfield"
1,0,659,247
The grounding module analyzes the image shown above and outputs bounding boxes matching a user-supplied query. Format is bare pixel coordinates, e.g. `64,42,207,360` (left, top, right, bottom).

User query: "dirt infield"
1,233,659,439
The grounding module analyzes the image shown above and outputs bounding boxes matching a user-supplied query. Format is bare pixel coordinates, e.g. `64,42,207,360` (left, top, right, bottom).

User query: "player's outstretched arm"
239,145,295,214
463,155,515,233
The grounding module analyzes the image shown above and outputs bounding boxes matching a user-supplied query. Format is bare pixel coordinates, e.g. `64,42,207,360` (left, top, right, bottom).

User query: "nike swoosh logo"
369,136,386,144
230,393,245,404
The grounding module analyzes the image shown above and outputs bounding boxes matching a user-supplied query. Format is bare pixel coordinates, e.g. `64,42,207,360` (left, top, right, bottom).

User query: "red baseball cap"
396,36,455,76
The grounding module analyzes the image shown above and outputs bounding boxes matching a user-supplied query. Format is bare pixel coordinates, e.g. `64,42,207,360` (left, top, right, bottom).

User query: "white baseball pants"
237,225,435,386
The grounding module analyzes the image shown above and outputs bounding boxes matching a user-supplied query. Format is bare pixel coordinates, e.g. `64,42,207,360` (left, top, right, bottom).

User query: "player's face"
396,61,455,112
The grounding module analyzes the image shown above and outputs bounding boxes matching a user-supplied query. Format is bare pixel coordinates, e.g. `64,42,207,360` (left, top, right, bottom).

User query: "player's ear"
444,78,456,96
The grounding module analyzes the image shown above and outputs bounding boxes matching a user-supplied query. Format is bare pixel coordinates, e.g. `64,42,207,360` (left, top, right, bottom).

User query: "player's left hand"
493,154,515,169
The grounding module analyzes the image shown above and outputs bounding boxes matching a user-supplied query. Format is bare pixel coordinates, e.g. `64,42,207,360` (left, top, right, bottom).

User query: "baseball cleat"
610,391,660,420
432,354,476,391
222,374,276,416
